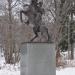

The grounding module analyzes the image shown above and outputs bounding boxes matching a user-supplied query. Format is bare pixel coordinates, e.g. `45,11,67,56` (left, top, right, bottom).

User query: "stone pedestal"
20,43,55,75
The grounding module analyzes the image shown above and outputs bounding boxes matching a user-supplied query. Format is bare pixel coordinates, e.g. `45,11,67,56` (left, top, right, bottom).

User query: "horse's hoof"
30,39,33,42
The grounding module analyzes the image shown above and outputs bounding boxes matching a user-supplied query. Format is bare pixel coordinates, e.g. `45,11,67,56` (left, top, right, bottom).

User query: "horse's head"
23,4,30,12
20,0,44,25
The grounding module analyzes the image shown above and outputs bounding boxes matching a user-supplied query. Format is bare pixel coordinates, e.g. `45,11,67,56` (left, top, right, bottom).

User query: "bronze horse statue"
20,0,52,42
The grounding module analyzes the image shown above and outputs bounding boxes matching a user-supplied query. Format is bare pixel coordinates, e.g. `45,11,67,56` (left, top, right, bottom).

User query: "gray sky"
0,0,31,5
0,0,6,4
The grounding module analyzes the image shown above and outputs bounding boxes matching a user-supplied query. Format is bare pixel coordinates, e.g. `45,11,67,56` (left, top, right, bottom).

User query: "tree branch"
11,0,20,8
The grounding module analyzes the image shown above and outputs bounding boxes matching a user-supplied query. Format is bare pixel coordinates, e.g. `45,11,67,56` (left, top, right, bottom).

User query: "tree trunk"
70,10,74,60
4,0,14,64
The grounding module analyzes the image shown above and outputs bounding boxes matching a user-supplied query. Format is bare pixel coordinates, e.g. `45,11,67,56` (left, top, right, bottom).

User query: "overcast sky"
0,0,31,5
0,0,6,4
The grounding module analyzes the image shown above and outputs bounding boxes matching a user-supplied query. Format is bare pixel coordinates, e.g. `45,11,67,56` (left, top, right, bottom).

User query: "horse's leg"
45,28,53,43
20,10,24,22
30,32,38,42
46,30,51,42
30,34,38,42
30,26,39,42
40,26,52,42
20,10,29,25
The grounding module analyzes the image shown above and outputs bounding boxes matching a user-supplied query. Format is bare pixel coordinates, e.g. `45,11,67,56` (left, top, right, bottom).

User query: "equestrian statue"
20,0,52,42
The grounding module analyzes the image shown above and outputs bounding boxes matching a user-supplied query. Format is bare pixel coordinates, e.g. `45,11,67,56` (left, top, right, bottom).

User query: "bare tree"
0,0,21,64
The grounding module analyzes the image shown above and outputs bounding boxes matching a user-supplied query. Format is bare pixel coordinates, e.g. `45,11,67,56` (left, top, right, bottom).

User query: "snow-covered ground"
0,51,20,75
56,67,75,75
56,48,75,75
0,49,75,75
